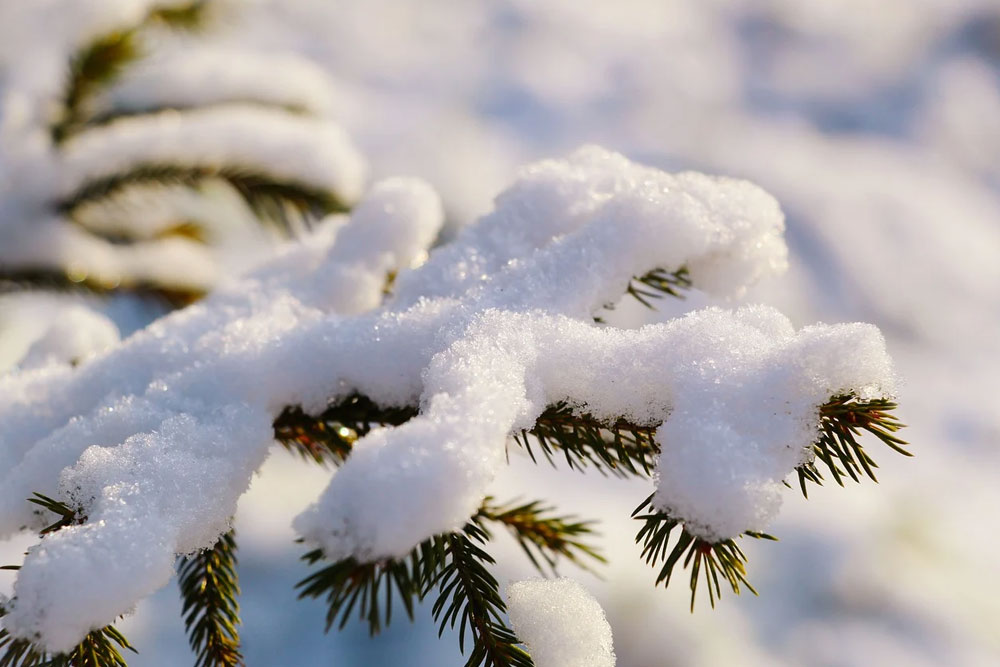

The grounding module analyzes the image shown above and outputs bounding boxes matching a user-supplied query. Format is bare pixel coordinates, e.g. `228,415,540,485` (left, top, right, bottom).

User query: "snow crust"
0,147,893,651
505,578,615,667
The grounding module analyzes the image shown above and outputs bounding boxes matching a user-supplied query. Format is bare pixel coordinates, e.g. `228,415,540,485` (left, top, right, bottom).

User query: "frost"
0,146,894,650
505,578,615,667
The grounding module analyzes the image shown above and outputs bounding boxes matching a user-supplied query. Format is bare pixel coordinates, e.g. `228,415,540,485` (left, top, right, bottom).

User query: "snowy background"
4,0,1000,665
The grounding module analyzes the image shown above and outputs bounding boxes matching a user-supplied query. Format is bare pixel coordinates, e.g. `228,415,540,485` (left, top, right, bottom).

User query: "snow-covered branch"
0,147,898,653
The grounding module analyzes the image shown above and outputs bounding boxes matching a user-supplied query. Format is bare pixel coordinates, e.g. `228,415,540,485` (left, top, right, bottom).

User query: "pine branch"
513,402,657,478
276,397,657,475
146,1,212,30
87,102,311,131
53,1,210,143
477,498,605,576
0,268,203,308
27,493,86,535
275,393,906,499
0,496,136,667
796,395,909,497
297,511,534,666
274,395,418,465
428,521,533,667
595,266,691,322
53,31,141,144
296,539,435,636
177,530,244,667
625,266,692,308
57,165,349,236
632,494,777,611
0,619,135,667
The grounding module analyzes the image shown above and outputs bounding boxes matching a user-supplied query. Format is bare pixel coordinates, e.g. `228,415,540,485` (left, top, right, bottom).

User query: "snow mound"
506,578,616,667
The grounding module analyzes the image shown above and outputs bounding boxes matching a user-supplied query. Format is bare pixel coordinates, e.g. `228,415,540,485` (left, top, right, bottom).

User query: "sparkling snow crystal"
506,578,615,667
0,146,895,650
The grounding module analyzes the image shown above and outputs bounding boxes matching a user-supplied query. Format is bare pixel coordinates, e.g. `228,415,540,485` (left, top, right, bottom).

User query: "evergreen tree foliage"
0,0,360,330
0,3,911,666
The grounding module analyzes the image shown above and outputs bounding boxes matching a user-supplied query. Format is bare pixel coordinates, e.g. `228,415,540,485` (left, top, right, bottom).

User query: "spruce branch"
0,496,136,667
514,402,657,478
296,540,435,636
596,266,690,322
0,268,203,308
274,395,418,465
275,393,906,500
58,165,349,237
177,530,244,667
796,395,909,497
27,493,85,535
625,266,692,308
54,31,141,144
632,495,777,611
87,102,311,132
296,512,535,666
0,619,135,667
428,521,533,667
53,1,210,143
477,498,605,576
146,1,212,30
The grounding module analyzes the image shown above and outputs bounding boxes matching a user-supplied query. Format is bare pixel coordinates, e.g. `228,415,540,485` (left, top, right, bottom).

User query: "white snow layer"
0,0,367,293
94,43,342,117
506,578,616,667
59,105,368,204
0,147,893,651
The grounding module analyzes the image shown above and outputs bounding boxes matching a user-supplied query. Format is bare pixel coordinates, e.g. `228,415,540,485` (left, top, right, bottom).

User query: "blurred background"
3,0,1000,664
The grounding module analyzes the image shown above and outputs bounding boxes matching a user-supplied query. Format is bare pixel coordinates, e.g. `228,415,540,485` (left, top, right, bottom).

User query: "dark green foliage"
177,530,244,667
58,165,349,237
53,30,140,143
0,268,201,309
146,1,212,30
632,495,777,611
796,395,909,497
428,521,532,667
27,493,85,535
596,266,690,322
1,496,136,667
626,266,692,308
478,498,605,575
274,395,418,465
0,616,135,667
53,2,210,143
9,0,345,311
296,540,436,636
87,102,311,131
514,402,657,477
297,496,602,664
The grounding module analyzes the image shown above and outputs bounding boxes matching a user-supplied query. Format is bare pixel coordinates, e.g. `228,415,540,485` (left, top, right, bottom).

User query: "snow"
59,105,367,205
0,145,894,651
505,578,616,667
94,43,343,118
0,0,367,309
6,1,995,663
17,304,121,370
